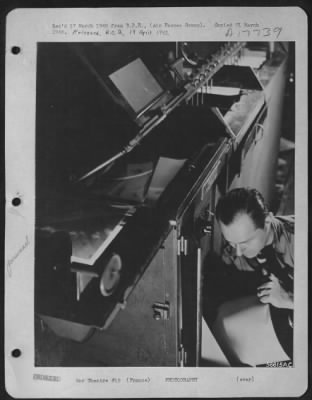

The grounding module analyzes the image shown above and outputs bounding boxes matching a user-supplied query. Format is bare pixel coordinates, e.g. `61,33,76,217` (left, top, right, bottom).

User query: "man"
210,188,294,366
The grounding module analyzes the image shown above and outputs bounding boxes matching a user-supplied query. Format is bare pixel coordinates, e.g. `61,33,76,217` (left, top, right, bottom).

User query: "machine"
35,41,290,366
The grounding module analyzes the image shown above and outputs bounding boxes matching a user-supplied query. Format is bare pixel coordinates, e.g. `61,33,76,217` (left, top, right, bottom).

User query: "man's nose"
235,244,243,256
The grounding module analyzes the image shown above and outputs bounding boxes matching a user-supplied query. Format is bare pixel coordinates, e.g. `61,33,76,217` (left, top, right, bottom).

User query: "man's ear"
264,213,273,229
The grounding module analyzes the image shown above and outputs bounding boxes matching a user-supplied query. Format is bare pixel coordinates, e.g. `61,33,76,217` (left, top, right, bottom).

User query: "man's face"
219,213,269,258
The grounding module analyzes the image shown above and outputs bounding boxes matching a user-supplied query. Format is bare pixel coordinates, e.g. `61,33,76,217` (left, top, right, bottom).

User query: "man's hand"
257,273,294,309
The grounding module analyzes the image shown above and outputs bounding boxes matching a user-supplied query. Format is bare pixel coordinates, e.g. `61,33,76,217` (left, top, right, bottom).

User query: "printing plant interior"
35,41,295,367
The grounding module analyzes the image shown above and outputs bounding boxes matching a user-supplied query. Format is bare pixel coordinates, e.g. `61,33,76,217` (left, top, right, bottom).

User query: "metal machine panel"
176,174,217,366
59,228,179,366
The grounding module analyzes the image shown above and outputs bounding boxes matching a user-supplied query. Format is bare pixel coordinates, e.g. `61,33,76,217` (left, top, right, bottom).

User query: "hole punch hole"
12,197,21,207
11,46,21,55
11,349,21,358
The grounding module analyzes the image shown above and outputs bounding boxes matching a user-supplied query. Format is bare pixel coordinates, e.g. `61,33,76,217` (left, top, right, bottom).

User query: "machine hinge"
177,236,188,256
152,301,170,321
178,345,187,366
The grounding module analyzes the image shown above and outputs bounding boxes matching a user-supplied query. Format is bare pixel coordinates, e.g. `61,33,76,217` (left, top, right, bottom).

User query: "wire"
99,169,154,182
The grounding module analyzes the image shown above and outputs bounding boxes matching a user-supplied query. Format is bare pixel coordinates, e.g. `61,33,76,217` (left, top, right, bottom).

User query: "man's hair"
215,188,269,229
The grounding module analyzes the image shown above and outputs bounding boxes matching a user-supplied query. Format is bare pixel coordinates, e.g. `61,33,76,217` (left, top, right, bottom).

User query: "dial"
99,254,122,296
